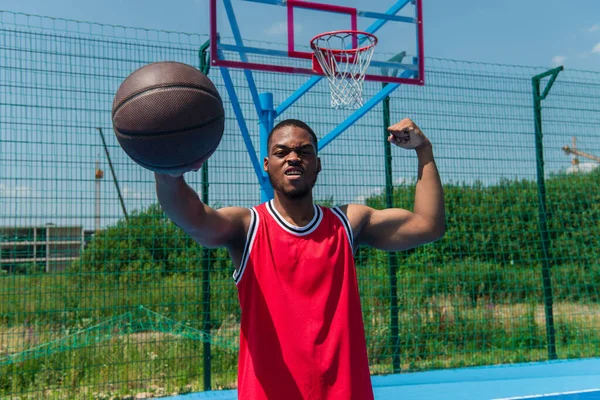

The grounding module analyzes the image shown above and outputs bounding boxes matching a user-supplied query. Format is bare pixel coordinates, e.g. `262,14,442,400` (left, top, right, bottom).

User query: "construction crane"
562,146,600,163
562,144,600,164
561,137,599,174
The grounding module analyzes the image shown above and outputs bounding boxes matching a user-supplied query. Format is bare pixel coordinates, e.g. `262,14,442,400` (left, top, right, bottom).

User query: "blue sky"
0,0,598,230
0,0,599,71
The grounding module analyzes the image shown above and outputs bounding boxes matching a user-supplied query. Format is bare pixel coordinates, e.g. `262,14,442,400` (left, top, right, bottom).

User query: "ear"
317,157,322,173
263,156,269,172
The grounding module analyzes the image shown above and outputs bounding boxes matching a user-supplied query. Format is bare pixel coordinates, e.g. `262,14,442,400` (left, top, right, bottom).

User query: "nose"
287,151,301,164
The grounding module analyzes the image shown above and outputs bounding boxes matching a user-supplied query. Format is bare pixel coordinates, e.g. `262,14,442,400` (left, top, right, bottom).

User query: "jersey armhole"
332,207,354,249
233,207,259,285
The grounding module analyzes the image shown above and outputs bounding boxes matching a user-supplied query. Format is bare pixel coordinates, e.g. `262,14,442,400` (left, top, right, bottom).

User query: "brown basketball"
112,61,225,173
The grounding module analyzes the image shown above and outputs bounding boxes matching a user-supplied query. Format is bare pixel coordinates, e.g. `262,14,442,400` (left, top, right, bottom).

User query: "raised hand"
387,118,430,150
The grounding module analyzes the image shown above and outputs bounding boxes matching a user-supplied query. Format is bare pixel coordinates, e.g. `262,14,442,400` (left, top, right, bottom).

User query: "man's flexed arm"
348,118,445,252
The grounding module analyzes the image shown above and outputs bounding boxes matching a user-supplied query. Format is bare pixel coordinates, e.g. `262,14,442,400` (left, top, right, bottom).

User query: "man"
155,118,445,399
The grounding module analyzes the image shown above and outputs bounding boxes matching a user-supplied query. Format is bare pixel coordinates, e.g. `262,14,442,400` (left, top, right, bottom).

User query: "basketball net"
311,30,377,109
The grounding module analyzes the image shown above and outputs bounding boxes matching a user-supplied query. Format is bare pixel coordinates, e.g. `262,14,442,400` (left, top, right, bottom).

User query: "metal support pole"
201,156,212,390
199,40,212,390
259,93,275,202
531,66,563,361
382,86,401,373
96,128,128,221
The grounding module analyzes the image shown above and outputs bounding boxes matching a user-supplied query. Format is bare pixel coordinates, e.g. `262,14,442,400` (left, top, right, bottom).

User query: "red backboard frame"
209,0,425,85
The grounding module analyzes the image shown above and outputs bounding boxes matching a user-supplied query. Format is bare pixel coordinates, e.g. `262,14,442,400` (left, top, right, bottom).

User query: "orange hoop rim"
310,30,378,54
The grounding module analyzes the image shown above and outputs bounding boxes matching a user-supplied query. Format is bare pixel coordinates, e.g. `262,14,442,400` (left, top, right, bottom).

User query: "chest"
253,221,350,290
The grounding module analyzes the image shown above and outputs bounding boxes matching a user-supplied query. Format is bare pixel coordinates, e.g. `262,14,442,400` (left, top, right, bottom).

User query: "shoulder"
332,204,375,241
218,206,261,264
215,206,255,243
335,204,374,225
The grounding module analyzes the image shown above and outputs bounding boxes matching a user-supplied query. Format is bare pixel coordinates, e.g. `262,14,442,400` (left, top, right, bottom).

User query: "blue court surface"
164,358,600,400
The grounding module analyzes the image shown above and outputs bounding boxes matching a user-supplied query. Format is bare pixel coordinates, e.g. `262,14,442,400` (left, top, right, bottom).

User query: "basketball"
111,61,225,174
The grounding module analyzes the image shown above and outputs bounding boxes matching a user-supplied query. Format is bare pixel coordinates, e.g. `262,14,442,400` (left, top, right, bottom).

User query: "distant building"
0,225,90,273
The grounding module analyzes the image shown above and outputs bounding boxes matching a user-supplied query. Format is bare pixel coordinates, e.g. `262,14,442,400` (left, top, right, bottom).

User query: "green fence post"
531,66,563,361
199,40,212,390
382,84,400,373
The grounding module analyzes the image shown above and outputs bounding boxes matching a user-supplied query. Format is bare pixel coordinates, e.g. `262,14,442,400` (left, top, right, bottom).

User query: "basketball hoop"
310,30,378,109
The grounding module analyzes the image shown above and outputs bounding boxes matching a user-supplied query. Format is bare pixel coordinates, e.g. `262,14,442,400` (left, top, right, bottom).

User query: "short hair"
267,119,318,154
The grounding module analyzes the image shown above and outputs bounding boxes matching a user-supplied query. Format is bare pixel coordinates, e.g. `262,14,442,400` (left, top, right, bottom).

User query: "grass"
1,264,600,398
2,300,599,399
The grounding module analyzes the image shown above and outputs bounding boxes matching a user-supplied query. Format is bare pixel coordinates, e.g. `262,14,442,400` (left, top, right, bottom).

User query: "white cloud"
265,21,302,36
265,22,287,36
122,186,146,199
589,24,600,33
551,55,566,66
0,183,34,198
592,42,600,54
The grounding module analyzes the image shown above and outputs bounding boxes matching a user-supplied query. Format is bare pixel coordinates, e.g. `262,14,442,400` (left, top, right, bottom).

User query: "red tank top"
233,200,374,400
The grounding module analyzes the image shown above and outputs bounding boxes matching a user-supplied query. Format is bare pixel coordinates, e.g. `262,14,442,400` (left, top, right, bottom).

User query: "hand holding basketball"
387,118,430,150
159,159,205,178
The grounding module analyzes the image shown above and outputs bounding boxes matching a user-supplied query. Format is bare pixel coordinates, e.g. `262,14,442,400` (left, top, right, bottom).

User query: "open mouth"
284,167,303,180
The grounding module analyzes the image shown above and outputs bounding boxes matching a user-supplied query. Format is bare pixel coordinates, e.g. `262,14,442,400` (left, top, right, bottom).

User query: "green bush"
362,168,600,269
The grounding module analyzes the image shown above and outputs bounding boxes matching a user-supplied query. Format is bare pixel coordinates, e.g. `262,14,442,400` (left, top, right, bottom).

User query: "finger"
389,134,411,147
388,123,407,133
389,134,404,146
391,122,414,133
388,118,414,131
388,135,401,145
390,129,412,141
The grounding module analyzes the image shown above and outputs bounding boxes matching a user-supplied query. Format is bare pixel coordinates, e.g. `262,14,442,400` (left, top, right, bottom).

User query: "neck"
272,192,315,227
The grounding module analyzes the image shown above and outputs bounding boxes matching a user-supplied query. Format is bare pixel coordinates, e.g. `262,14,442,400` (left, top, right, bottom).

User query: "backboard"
209,0,424,85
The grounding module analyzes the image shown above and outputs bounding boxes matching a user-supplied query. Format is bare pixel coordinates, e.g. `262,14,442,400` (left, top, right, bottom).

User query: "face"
264,126,321,200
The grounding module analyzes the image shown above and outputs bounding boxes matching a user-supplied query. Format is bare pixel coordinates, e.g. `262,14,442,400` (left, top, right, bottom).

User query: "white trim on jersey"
266,199,323,236
331,207,354,248
233,207,259,285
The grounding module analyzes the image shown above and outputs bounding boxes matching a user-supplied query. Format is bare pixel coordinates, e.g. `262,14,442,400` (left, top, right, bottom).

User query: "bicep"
356,207,436,251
